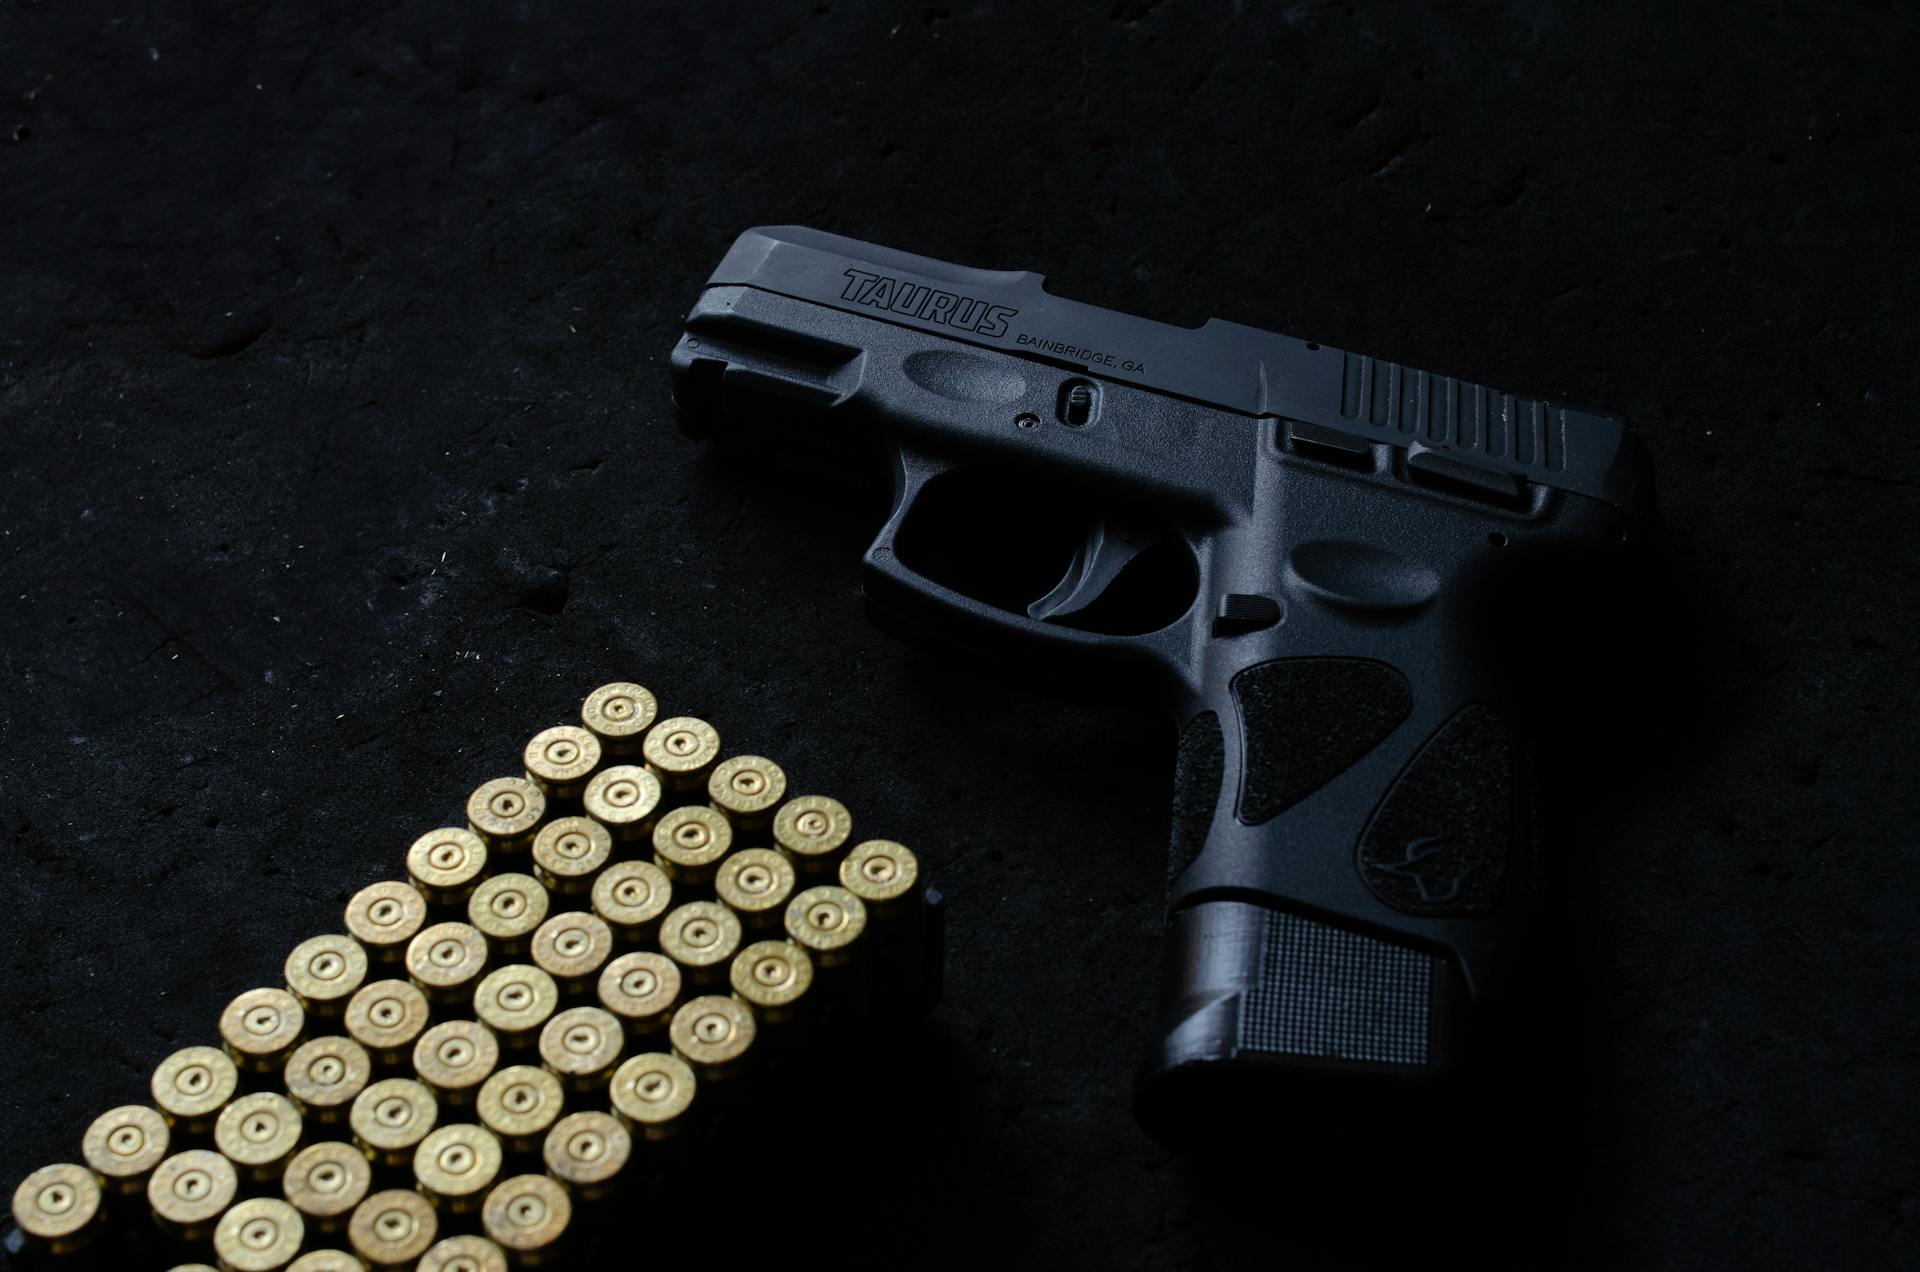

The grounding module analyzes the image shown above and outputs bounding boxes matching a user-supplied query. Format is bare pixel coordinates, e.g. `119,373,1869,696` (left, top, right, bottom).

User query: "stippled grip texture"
1232,658,1411,824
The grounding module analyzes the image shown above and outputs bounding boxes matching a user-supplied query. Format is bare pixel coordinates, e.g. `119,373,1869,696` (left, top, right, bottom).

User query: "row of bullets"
8,682,924,1270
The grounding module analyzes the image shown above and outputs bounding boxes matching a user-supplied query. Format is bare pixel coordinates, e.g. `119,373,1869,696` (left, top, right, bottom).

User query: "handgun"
671,227,1654,1142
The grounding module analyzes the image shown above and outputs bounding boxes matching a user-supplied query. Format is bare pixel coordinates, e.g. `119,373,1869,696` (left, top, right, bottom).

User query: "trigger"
1027,520,1159,623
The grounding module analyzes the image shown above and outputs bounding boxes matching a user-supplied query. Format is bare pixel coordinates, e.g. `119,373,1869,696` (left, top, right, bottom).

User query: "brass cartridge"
284,935,369,1017
286,1251,365,1272
537,1007,625,1094
472,964,560,1049
81,1105,169,1195
666,996,756,1083
712,848,795,932
343,979,430,1067
212,1196,303,1272
771,796,854,879
419,1234,510,1272
406,829,489,907
411,1020,501,1107
220,987,306,1073
706,754,787,832
656,900,742,989
406,922,490,1004
148,1149,238,1241
579,765,662,843
282,1036,372,1125
466,776,546,854
783,885,868,968
530,816,612,896
839,839,921,915
640,716,720,795
595,951,681,1037
589,860,672,945
481,1174,571,1264
579,682,657,758
213,1092,303,1184
411,1123,502,1216
607,1052,695,1141
280,1141,370,1236
348,1078,438,1169
728,940,814,1025
528,911,614,997
542,1111,630,1201
522,725,602,802
10,1163,102,1253
347,1188,438,1267
151,1045,239,1134
475,1065,564,1156
468,873,550,957
345,881,428,964
650,805,733,887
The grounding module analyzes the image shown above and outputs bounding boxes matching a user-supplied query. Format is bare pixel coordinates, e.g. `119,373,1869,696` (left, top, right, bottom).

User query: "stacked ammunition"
7,681,929,1270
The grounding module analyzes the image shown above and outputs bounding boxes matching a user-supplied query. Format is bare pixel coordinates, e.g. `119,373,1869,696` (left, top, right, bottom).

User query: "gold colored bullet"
729,940,814,1025
657,900,742,989
467,776,547,853
650,805,733,886
281,1140,370,1236
11,1163,101,1253
475,1064,564,1156
531,816,612,896
214,1092,303,1184
419,1234,511,1272
529,910,614,996
406,921,490,1004
579,681,657,758
712,847,795,931
468,873,550,957
348,1077,438,1169
595,951,681,1037
590,859,672,945
407,829,489,906
580,764,662,843
81,1104,169,1195
343,979,430,1067
482,1174,571,1264
607,1052,696,1141
286,1251,367,1272
522,724,602,801
282,1036,372,1125
220,986,306,1072
345,880,428,964
771,795,854,878
707,754,787,831
412,1020,501,1107
640,716,720,795
784,885,868,967
212,1196,304,1272
151,1045,239,1133
839,839,921,914
412,1123,503,1215
543,1110,630,1201
667,995,756,1083
538,1006,625,1094
472,964,560,1049
284,934,370,1017
148,1149,238,1241
347,1188,438,1267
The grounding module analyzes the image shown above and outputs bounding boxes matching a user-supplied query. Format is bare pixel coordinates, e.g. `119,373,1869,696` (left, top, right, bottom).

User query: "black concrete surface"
1,2,1915,1268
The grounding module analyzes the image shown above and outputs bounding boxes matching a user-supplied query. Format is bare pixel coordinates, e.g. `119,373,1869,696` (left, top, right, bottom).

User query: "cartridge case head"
475,1064,564,1153
783,885,868,966
214,1092,304,1182
288,1251,367,1272
220,987,306,1071
466,776,546,851
651,805,734,885
706,754,787,829
151,1045,240,1131
11,1163,101,1251
81,1105,169,1193
285,934,370,1013
523,725,603,800
418,1234,511,1272
529,910,614,992
412,1020,501,1103
543,1110,631,1198
657,900,743,985
406,922,490,1002
412,1123,503,1214
538,1006,625,1091
349,1078,439,1166
345,881,428,962
596,951,681,1034
348,1188,438,1267
213,1197,304,1272
608,1052,696,1139
590,860,672,938
482,1174,571,1260
839,839,921,909
343,979,431,1064
667,995,756,1082
579,681,657,757
467,873,550,953
640,716,721,792
407,829,489,905
712,848,796,928
729,940,814,1022
283,1036,372,1123
281,1141,371,1233
531,816,613,894
771,796,854,876
472,963,560,1042
148,1149,238,1239
580,764,662,840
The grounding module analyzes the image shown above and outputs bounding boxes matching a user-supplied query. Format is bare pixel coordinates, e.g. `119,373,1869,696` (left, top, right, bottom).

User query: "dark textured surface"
1231,657,1411,823
1,2,1916,1268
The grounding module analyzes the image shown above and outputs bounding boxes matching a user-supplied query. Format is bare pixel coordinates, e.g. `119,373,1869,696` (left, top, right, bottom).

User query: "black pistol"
671,227,1654,1142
